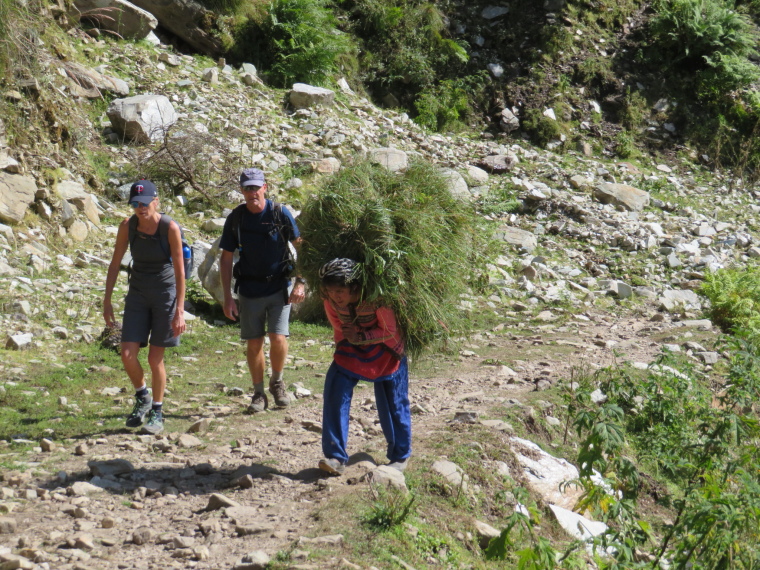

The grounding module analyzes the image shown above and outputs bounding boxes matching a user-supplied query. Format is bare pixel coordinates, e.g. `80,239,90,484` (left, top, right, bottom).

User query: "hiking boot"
141,409,164,435
388,458,409,472
126,395,152,428
269,380,290,408
247,392,268,414
318,458,345,476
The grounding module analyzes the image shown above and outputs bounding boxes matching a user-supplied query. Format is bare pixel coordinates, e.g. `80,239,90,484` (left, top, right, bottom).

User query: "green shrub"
574,55,616,92
700,265,760,336
620,89,649,130
615,130,638,158
343,0,469,108
362,486,416,530
697,51,760,101
234,0,356,87
414,74,486,132
649,0,757,70
522,108,563,147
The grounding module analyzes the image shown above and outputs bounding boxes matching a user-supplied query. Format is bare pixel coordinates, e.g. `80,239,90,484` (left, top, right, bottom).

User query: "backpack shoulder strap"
270,201,289,239
128,215,138,250
231,203,247,249
157,214,172,260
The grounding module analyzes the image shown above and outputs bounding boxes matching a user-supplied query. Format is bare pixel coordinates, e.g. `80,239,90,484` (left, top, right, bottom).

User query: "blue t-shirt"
220,200,300,298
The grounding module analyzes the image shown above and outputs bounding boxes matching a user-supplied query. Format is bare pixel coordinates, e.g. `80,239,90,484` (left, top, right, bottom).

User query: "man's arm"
288,236,305,304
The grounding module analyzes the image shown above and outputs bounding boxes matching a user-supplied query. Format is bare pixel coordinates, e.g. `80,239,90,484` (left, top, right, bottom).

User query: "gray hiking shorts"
122,284,180,348
239,287,291,339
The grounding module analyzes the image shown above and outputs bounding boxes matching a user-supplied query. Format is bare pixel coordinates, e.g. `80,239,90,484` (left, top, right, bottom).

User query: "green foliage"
619,89,649,130
362,486,416,530
414,75,485,132
234,0,356,88
485,487,560,567
298,160,489,358
522,108,563,147
697,51,760,101
563,342,760,568
615,130,637,159
649,0,757,70
574,56,616,93
700,265,760,336
342,0,469,109
0,0,41,81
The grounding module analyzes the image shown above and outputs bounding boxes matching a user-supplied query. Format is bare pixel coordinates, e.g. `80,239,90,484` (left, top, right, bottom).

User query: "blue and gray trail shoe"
141,409,164,435
126,395,152,428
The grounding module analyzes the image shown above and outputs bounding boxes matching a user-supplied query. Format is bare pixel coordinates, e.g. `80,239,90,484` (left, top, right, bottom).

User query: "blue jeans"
322,357,411,465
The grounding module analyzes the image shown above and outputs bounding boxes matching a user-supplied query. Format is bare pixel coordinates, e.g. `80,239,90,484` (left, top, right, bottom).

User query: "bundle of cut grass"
298,159,486,358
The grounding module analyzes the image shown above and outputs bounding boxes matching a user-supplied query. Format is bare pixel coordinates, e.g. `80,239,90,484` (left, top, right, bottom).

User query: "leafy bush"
700,265,760,336
619,89,649,130
414,74,487,132
233,0,356,87
297,160,489,358
342,0,469,109
697,51,760,101
565,346,760,568
522,108,564,147
649,0,757,71
615,130,637,159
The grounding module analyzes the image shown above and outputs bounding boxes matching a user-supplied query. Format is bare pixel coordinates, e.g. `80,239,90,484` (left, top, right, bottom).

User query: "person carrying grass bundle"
317,258,412,476
103,180,186,435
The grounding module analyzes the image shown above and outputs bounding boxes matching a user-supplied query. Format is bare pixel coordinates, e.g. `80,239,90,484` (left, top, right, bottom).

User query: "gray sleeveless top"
130,225,174,288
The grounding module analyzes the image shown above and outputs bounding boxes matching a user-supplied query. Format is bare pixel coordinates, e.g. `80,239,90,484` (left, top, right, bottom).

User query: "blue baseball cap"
129,180,158,204
240,168,266,187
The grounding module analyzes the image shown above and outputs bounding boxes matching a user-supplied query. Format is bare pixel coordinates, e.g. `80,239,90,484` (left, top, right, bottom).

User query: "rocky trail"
0,309,720,570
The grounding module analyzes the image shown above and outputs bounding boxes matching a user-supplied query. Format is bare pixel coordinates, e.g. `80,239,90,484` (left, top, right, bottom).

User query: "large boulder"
368,148,408,172
128,0,226,56
62,61,130,97
499,108,520,132
497,226,537,253
197,237,238,306
72,0,157,39
107,94,177,143
593,182,649,212
477,153,518,174
0,172,37,224
439,168,470,200
289,83,335,109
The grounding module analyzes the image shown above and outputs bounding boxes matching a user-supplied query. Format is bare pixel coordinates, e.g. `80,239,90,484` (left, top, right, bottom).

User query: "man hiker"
220,168,306,413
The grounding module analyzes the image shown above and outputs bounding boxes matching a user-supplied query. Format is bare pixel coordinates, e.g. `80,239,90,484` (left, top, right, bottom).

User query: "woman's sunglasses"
130,201,151,208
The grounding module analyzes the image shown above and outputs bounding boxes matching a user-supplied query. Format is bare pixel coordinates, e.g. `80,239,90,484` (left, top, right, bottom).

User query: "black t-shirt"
219,200,299,298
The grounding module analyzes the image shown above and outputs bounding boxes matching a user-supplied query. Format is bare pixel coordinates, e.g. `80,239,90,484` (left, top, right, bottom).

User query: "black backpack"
128,214,194,280
230,201,296,282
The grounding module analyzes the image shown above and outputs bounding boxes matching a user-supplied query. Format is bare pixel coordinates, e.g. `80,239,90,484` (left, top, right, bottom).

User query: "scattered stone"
132,526,152,545
177,434,203,448
205,493,241,511
593,182,649,212
0,516,17,533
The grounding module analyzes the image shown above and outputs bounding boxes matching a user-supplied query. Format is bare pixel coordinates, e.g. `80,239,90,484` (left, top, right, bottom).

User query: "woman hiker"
103,180,186,435
317,258,412,475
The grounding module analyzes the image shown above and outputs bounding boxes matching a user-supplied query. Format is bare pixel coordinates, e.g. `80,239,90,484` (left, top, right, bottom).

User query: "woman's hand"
103,299,116,327
172,309,186,338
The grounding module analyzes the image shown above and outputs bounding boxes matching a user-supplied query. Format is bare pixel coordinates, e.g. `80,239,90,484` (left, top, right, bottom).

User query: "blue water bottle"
182,244,191,261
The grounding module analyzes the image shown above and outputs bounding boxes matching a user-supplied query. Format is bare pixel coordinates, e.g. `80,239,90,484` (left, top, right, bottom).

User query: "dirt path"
0,311,717,569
